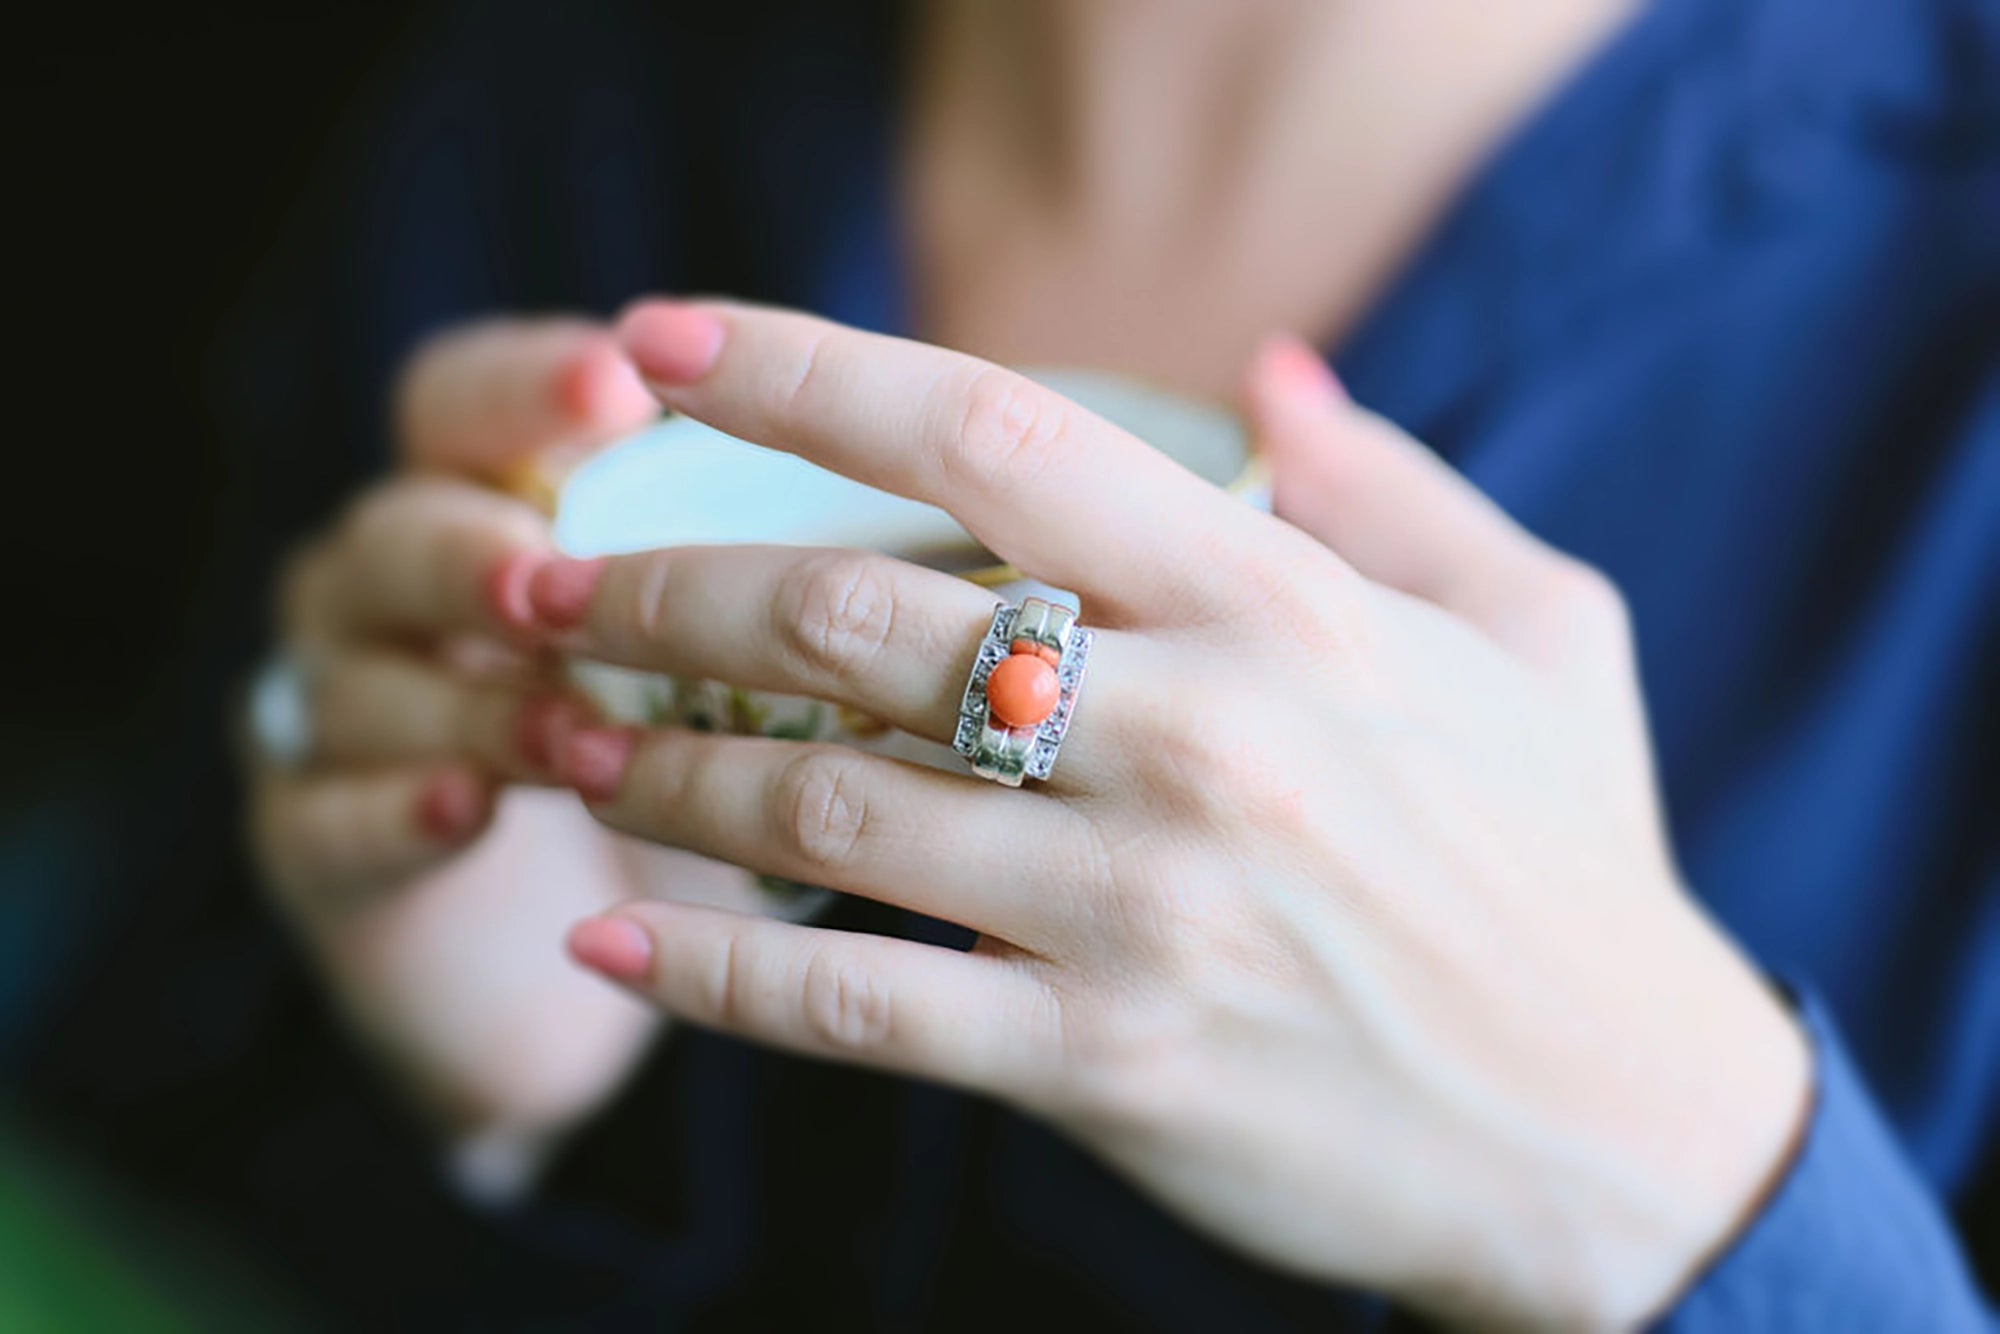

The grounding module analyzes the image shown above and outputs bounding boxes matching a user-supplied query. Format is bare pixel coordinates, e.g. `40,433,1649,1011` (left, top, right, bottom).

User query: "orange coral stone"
988,652,1060,728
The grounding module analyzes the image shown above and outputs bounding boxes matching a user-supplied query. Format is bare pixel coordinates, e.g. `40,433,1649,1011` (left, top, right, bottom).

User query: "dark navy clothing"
23,0,1997,1327
1333,1,2000,1323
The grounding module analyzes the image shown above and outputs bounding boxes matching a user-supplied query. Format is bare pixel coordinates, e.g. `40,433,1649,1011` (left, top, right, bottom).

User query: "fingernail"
527,556,605,630
566,915,654,981
554,339,655,424
514,696,584,772
617,301,725,386
416,769,487,842
486,551,546,632
1258,335,1346,406
560,726,636,803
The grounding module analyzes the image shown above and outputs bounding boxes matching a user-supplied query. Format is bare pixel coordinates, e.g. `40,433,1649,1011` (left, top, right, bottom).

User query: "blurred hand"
541,302,1810,1328
248,319,710,1166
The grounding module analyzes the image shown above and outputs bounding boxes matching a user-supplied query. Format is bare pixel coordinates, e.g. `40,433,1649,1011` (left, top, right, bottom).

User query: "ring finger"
526,544,1145,788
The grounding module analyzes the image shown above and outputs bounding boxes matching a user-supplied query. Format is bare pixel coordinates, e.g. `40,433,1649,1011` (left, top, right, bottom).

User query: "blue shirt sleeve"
1659,991,1993,1331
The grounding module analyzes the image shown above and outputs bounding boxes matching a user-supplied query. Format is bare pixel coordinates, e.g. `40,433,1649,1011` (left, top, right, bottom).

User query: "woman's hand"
535,300,1810,1328
248,318,709,1174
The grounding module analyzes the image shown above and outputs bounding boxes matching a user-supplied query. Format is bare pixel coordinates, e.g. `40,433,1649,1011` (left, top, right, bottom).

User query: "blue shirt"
55,0,1992,1327
1329,1,1999,1325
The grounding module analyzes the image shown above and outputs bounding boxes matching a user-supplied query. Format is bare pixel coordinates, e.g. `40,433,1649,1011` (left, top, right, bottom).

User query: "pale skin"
910,0,1641,389
548,301,1806,1330
249,3,1810,1326
251,321,673,1160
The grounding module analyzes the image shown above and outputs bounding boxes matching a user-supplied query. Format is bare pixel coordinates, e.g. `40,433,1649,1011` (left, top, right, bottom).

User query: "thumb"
1244,335,1628,674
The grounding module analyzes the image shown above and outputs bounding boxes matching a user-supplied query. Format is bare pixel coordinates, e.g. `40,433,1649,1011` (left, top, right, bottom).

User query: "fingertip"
616,300,726,387
1248,335,1346,415
485,550,547,632
553,336,658,429
566,913,655,981
525,556,605,630
558,726,638,804
513,694,590,774
414,767,495,844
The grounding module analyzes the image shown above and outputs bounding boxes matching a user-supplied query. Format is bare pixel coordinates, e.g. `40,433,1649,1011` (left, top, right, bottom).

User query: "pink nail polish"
527,556,606,630
514,696,583,772
567,916,654,981
486,551,546,632
560,726,637,803
553,339,656,425
1260,336,1347,406
617,302,725,385
416,770,486,842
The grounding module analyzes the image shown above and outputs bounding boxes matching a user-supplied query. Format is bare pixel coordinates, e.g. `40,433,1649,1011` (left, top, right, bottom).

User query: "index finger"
397,317,659,482
614,300,1288,624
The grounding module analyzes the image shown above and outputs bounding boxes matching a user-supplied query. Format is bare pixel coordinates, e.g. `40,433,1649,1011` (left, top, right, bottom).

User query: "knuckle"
278,539,339,637
800,946,895,1050
1182,522,1357,655
632,727,706,815
771,749,870,874
390,325,466,444
333,484,402,552
776,329,832,415
696,932,744,1030
630,550,678,646
945,366,1074,495
781,552,899,682
1239,538,1351,637
1145,728,1248,814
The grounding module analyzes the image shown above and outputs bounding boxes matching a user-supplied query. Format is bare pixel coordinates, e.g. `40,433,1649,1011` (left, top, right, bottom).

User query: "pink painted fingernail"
567,915,654,981
560,726,637,803
486,551,546,632
1259,335,1346,406
527,556,605,630
514,696,583,772
617,301,725,385
415,769,487,842
554,338,656,425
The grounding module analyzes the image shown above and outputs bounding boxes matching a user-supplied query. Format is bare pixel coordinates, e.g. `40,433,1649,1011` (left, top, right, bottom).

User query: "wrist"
1529,922,1812,1328
1632,958,1812,1320
1418,907,1812,1330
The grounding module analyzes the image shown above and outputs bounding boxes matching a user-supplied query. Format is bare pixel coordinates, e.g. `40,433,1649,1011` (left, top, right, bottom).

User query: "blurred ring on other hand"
248,652,317,771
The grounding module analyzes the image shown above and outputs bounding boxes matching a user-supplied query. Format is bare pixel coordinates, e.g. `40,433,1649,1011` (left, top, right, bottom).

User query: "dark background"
4,5,453,1300
13,5,412,778
7,3,437,1076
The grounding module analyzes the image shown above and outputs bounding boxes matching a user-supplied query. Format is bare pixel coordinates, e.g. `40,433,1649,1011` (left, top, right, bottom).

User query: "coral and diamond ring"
953,597,1093,787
